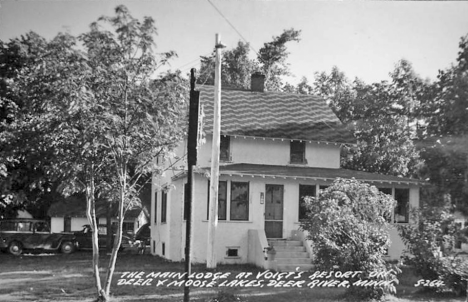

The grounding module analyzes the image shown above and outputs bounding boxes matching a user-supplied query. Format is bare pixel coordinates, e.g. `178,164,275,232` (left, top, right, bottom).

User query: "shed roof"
171,163,421,186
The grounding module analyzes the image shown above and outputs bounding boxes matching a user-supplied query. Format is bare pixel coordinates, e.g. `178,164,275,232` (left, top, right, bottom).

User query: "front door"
264,184,284,238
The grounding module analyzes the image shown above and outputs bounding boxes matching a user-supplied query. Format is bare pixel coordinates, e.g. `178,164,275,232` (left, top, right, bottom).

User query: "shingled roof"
198,85,355,144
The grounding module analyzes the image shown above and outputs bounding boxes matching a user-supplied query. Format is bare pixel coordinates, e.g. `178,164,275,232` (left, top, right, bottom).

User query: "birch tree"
1,6,186,301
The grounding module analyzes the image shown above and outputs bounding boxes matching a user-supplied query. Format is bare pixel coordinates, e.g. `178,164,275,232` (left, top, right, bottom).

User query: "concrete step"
267,238,313,272
275,251,309,258
277,263,315,272
276,257,311,264
273,246,306,252
268,240,303,247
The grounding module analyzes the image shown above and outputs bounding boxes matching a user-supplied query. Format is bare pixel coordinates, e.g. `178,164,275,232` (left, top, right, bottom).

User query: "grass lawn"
0,251,465,302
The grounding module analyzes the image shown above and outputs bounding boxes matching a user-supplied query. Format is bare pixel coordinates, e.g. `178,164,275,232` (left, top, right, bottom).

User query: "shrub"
300,178,399,301
398,207,468,297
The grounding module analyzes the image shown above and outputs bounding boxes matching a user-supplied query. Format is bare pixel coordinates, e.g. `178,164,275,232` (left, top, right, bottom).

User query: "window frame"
220,135,231,162
230,181,250,221
377,187,411,224
298,184,316,221
290,140,306,164
161,190,167,224
394,188,410,223
154,192,158,224
206,180,228,220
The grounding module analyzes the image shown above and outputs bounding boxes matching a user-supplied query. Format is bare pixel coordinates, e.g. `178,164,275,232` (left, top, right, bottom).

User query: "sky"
1,0,468,85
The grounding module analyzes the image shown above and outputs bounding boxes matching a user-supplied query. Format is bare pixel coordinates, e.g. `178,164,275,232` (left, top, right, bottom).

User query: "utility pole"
207,34,225,269
184,68,200,302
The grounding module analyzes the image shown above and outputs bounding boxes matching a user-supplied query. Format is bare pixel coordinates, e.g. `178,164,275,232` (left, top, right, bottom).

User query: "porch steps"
268,239,314,272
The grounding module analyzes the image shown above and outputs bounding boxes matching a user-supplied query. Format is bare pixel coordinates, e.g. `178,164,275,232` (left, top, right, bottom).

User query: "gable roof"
198,85,355,144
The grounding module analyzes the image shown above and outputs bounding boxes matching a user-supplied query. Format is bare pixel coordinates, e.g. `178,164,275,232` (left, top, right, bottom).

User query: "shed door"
264,184,284,238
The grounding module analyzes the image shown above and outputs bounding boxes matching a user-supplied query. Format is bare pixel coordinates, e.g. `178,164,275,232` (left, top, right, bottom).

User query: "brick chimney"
251,72,265,92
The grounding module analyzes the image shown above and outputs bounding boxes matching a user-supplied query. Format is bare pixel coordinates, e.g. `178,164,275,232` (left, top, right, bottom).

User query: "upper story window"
220,135,231,162
290,141,306,164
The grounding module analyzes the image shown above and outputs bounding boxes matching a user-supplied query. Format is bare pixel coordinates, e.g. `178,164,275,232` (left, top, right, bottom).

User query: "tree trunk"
85,167,108,301
465,279,467,302
103,171,126,298
106,203,112,254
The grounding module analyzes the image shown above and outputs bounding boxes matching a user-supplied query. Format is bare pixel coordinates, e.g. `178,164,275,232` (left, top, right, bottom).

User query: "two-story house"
150,73,420,271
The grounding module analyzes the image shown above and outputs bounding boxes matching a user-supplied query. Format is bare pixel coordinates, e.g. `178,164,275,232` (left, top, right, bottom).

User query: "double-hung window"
290,141,306,164
377,187,410,223
230,182,249,221
394,188,409,223
206,181,227,220
161,190,167,223
154,192,158,224
220,136,231,162
299,184,316,220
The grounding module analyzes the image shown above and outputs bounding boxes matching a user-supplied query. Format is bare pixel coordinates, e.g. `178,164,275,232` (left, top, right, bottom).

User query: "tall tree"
1,6,186,301
417,34,468,214
0,32,56,219
197,41,257,89
312,66,356,122
197,28,300,92
312,63,423,177
257,28,301,91
422,34,468,136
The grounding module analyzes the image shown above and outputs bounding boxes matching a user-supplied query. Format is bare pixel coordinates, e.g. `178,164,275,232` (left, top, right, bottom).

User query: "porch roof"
175,163,422,185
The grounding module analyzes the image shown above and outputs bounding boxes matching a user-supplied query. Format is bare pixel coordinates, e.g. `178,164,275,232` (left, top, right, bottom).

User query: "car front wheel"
9,241,22,256
60,241,74,254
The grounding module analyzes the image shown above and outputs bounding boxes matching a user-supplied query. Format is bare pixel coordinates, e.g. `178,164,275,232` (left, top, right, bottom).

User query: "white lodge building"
150,74,420,271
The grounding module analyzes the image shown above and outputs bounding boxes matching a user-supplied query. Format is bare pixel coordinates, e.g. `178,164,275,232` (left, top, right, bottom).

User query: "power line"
206,0,261,60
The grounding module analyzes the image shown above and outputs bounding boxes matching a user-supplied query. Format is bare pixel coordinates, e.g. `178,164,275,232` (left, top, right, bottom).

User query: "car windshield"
17,222,32,232
35,222,50,233
0,221,17,231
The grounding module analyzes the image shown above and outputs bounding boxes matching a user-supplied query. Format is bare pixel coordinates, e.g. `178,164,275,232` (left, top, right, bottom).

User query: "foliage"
300,178,398,300
312,66,356,122
421,34,468,136
257,28,301,91
197,28,300,92
1,5,186,301
398,207,468,297
416,33,468,214
0,32,57,219
198,41,257,89
418,137,468,214
312,63,423,177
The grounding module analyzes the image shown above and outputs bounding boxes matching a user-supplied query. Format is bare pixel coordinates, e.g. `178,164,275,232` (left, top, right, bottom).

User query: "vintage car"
131,223,151,254
133,223,150,246
74,224,132,251
0,219,76,255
